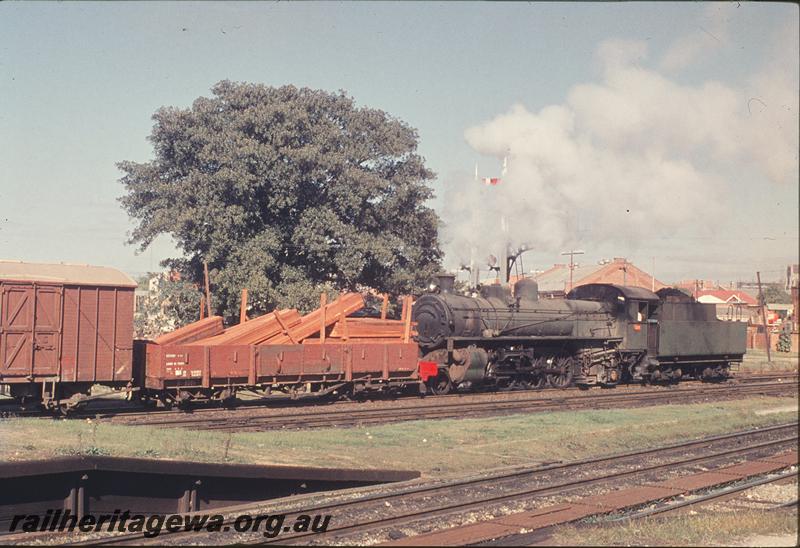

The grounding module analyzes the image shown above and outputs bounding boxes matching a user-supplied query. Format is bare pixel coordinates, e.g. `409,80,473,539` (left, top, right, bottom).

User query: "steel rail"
473,468,800,546
607,469,799,521
1,372,794,420
114,380,797,431
125,378,797,424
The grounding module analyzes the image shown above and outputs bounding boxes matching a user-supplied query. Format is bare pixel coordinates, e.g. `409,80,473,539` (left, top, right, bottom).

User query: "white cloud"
441,22,798,273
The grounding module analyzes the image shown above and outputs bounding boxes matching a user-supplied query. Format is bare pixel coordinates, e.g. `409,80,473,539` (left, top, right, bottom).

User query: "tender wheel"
427,371,452,395
548,355,574,389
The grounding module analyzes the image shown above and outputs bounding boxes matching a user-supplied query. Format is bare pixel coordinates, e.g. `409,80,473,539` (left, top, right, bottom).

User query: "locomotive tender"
413,274,747,393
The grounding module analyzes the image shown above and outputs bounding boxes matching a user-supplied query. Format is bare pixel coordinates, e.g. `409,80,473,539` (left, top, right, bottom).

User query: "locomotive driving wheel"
530,357,549,389
427,370,453,395
548,355,574,389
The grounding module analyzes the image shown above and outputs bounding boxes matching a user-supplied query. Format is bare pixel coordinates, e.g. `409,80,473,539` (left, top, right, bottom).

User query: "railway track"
405,454,799,546
106,377,798,432
0,371,793,420
52,421,797,546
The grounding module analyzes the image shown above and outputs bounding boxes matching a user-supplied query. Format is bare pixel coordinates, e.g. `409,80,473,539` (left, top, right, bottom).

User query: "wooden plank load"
262,293,365,345
328,318,413,339
154,292,416,347
302,294,415,344
154,316,224,345
188,309,302,346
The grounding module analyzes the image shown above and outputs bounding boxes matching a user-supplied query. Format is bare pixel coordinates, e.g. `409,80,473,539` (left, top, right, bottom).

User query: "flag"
482,177,501,186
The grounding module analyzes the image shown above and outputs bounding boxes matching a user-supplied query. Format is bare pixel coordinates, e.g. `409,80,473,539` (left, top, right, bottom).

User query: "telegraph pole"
651,256,656,291
756,271,772,362
561,250,585,292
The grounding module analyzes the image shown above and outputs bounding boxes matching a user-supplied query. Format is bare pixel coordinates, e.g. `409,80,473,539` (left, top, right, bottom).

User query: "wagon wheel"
16,395,41,412
427,370,452,396
57,401,79,417
547,355,574,389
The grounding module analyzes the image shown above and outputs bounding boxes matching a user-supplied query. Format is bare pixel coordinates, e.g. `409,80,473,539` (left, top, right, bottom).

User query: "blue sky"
1,2,797,283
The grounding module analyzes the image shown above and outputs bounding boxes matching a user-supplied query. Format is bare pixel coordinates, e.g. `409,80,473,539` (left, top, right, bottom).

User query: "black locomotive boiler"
412,275,747,393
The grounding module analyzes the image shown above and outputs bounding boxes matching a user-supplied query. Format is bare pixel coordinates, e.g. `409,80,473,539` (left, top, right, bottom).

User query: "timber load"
153,316,224,345
151,292,416,347
188,309,303,346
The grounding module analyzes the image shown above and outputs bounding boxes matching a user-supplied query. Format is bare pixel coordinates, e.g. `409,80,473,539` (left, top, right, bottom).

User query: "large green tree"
119,81,441,321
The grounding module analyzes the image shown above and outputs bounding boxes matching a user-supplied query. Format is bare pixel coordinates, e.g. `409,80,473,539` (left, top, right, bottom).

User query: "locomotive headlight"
428,282,439,293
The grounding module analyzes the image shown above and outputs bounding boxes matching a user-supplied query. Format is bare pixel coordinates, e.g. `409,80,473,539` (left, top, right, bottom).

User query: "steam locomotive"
412,274,747,394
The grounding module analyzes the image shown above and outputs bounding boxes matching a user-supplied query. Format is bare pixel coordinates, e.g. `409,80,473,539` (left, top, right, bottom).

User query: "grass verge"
740,349,798,373
0,396,796,475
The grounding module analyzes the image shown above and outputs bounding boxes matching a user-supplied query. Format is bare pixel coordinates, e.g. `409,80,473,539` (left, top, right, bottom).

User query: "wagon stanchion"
380,293,389,320
239,288,248,324
203,261,213,318
319,292,327,344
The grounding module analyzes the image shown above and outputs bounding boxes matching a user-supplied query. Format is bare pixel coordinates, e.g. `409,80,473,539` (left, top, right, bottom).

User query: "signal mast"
474,155,513,284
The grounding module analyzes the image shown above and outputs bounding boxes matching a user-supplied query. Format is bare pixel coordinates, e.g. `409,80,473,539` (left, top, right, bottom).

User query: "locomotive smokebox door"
413,295,453,347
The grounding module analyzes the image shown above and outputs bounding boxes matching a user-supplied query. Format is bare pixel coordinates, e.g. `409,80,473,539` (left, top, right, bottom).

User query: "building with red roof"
532,257,666,298
694,289,758,306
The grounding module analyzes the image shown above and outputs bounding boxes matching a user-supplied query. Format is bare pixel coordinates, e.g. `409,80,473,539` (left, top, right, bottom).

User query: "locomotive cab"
566,284,664,382
566,284,661,354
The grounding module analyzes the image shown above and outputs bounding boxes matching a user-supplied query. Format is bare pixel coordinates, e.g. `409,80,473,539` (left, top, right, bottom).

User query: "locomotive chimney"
436,273,456,294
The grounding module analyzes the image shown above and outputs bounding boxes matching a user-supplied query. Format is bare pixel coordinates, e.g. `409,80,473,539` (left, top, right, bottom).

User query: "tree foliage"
134,275,203,338
762,284,792,305
119,81,442,320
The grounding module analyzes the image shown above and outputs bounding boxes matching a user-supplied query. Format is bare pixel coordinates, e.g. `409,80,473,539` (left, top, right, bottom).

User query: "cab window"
630,301,649,322
638,302,648,322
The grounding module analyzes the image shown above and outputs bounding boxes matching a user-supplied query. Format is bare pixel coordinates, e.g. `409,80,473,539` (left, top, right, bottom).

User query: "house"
694,288,760,323
693,289,758,306
533,257,666,298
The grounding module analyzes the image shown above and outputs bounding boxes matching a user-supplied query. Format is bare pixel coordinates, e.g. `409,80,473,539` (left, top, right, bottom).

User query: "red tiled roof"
533,259,665,293
694,289,758,305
